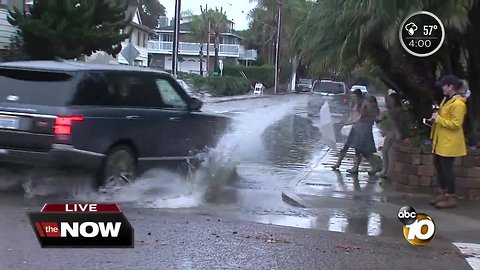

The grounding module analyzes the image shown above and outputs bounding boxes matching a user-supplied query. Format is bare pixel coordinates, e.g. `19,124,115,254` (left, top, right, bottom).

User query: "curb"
206,95,273,104
281,190,310,208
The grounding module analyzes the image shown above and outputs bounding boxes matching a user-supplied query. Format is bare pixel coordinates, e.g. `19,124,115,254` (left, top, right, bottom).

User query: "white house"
85,0,154,67
0,0,26,51
148,15,257,74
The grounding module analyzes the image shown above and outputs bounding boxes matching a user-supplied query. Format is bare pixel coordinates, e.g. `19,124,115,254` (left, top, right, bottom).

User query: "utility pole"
171,0,181,77
200,5,206,76
274,4,281,94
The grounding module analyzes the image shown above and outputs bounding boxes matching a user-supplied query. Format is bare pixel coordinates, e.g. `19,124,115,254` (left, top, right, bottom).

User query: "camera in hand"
432,104,439,112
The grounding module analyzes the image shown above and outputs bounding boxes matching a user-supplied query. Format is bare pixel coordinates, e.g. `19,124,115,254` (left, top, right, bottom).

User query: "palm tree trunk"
290,55,299,92
214,35,220,73
466,2,480,144
199,45,204,76
373,44,435,119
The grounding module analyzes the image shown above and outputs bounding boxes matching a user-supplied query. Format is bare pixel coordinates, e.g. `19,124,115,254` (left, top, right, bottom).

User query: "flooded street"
1,94,479,242
0,94,477,269
3,95,476,242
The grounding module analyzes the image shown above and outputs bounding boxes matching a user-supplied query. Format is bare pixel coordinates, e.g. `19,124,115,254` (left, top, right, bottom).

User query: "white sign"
120,42,140,65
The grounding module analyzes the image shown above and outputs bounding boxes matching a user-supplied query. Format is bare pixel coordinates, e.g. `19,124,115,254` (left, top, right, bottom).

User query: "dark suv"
0,61,230,187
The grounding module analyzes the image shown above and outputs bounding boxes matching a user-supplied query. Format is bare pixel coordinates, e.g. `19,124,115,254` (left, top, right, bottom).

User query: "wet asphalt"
0,94,476,269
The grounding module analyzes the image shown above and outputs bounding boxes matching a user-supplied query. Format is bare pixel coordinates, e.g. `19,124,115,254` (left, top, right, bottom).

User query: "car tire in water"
97,145,137,188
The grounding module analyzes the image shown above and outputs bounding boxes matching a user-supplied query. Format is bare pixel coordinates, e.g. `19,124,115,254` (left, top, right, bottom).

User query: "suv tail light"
54,116,83,137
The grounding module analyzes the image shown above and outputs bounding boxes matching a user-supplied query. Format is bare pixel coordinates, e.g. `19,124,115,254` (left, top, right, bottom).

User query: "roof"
131,22,155,34
0,60,170,74
157,23,192,32
125,0,154,34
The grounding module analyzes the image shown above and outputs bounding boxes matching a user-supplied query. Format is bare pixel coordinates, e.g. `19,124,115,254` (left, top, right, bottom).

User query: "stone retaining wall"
391,144,480,199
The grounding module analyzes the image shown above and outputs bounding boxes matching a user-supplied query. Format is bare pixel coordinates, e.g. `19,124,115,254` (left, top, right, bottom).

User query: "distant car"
296,79,313,93
307,80,349,117
350,85,369,95
0,60,231,188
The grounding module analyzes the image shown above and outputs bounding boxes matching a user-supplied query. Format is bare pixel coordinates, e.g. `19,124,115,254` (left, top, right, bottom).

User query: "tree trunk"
214,35,220,73
199,45,204,76
290,55,299,92
372,44,436,119
466,2,480,145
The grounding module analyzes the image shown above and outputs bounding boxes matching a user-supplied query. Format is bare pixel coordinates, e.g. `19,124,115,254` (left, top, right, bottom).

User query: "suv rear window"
299,79,312,85
0,69,76,106
313,81,345,94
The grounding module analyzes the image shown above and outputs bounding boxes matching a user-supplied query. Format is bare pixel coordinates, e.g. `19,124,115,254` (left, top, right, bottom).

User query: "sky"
161,0,257,30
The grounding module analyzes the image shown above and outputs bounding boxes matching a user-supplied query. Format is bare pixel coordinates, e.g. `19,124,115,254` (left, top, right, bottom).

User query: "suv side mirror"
188,97,203,111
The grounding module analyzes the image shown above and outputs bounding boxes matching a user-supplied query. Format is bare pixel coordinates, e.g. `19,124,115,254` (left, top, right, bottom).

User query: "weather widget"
399,11,445,57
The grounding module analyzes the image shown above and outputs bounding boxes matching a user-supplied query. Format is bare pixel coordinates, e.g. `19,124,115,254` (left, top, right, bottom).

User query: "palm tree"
294,0,475,119
206,8,229,74
188,14,208,76
249,0,311,88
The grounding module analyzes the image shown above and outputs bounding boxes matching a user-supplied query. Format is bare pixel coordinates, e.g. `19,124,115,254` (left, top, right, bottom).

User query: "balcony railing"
147,41,257,60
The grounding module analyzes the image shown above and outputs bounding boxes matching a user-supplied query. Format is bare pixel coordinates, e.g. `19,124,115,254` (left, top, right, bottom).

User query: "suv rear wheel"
97,145,137,189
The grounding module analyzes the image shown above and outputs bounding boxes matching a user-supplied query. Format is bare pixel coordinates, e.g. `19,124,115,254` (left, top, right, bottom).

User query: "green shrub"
223,63,292,87
183,74,250,97
208,76,250,96
223,65,275,87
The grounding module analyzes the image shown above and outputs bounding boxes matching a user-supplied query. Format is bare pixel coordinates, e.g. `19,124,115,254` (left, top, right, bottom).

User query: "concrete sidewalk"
282,144,480,244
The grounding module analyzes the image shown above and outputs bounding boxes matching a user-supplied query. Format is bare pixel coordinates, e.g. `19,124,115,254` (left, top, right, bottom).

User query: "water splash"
74,102,297,208
8,101,297,208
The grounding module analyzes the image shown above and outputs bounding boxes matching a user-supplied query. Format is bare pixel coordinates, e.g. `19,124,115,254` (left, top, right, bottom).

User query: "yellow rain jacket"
430,95,467,157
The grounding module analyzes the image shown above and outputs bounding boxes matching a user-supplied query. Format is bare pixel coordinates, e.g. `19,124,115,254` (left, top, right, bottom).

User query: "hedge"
223,65,275,88
223,63,292,88
178,74,250,97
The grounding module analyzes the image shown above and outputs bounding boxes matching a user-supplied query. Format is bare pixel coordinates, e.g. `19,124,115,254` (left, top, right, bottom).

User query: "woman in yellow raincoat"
429,74,467,209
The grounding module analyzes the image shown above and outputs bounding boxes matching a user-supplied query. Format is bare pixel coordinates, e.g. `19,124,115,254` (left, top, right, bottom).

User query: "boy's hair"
388,92,402,107
352,89,364,98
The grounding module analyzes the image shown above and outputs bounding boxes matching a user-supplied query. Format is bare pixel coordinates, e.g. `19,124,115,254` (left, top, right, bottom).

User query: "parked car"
0,61,231,188
350,85,369,95
296,78,313,93
307,80,350,117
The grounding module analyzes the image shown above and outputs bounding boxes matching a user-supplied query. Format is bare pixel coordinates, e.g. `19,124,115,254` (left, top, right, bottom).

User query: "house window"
138,32,142,46
0,0,7,8
162,34,173,42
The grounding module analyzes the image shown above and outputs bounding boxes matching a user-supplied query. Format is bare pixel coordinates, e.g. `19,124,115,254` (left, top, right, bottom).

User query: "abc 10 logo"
397,206,436,246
